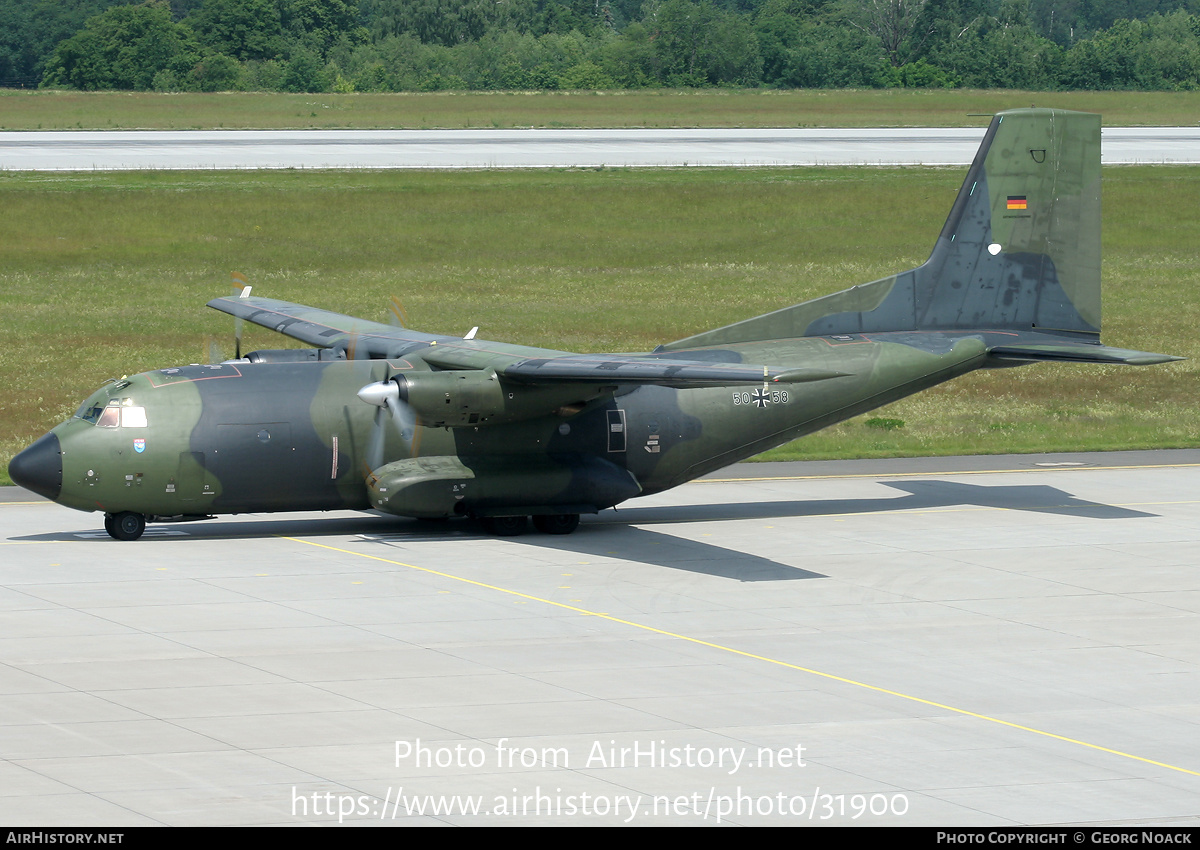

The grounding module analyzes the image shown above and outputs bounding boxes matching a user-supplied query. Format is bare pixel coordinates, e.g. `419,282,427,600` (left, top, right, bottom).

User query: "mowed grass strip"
2,166,1196,483
3,89,1200,130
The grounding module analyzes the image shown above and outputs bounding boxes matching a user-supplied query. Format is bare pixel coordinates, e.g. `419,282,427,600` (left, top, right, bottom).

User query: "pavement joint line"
282,534,1200,780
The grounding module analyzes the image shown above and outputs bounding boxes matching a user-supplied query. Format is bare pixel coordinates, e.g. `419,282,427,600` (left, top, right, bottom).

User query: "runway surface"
2,450,1199,825
3,127,1199,170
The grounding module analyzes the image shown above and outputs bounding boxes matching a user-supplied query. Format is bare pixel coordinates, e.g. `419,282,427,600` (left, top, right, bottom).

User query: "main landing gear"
104,511,146,541
480,513,580,536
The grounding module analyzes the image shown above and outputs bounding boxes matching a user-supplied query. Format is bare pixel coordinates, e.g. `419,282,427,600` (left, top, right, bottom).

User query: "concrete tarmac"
2,450,1199,825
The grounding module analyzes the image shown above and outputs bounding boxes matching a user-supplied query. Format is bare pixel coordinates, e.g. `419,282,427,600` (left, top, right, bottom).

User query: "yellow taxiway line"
284,535,1200,780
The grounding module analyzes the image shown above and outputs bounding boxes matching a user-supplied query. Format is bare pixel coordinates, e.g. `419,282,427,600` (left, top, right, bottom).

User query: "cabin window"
96,406,120,428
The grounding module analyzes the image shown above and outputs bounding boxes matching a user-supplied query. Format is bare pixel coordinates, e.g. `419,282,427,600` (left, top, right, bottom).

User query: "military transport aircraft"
9,108,1179,540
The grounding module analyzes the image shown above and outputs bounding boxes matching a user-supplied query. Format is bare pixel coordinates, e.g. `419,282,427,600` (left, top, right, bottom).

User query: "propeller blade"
357,378,416,471
345,329,367,361
393,394,416,443
366,405,387,472
388,296,408,328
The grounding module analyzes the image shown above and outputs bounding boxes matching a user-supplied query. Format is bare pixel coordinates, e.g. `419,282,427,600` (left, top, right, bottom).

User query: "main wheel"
106,511,146,541
532,513,580,535
480,515,527,536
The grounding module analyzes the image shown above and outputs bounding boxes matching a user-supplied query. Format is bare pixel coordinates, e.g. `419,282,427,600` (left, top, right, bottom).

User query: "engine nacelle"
395,371,607,427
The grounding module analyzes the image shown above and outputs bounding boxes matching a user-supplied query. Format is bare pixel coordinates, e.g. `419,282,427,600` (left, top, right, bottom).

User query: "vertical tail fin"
664,108,1103,350
914,108,1101,335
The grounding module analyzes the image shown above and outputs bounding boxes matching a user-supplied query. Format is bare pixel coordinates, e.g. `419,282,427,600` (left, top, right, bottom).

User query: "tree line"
3,0,1200,92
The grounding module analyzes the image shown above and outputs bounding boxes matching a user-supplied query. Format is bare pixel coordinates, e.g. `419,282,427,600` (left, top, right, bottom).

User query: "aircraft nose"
8,432,62,501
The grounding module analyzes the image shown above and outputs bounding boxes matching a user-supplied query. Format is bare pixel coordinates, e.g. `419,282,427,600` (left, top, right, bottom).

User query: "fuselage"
11,332,990,523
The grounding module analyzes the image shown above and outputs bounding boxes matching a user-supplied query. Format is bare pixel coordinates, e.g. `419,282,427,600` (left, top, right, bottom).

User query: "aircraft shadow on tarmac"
608,479,1158,525
16,479,1153,583
366,524,825,582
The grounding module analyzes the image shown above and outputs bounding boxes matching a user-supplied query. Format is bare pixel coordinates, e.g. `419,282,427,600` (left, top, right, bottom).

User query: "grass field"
2,165,1197,484
3,89,1200,130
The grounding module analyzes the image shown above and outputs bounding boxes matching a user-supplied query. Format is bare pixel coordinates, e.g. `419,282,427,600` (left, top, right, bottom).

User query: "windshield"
73,394,147,428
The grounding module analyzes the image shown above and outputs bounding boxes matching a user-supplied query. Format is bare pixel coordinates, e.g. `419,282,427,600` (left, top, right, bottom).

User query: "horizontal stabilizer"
988,344,1182,366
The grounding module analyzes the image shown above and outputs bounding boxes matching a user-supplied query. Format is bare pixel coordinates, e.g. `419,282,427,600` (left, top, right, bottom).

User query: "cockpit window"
75,403,105,424
75,397,147,428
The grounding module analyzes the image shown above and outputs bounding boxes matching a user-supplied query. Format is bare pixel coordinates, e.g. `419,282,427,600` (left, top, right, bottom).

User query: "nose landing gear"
104,511,146,541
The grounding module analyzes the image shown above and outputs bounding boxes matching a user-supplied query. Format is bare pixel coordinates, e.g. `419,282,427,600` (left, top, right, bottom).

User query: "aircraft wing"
207,295,451,352
209,296,851,388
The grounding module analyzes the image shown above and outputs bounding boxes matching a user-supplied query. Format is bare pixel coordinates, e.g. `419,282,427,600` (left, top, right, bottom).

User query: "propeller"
357,374,417,472
354,298,424,471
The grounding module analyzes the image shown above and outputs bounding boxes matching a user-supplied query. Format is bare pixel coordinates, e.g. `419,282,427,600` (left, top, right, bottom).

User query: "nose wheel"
104,512,146,541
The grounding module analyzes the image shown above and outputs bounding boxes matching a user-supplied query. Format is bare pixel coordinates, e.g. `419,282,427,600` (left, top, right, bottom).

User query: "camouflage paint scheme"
9,109,1178,539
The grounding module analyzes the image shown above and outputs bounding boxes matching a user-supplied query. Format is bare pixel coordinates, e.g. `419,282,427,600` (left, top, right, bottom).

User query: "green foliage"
649,0,763,85
189,51,242,90
364,0,512,46
0,0,133,83
593,24,657,86
187,0,288,61
838,0,934,67
281,44,331,91
42,0,200,90
282,0,359,54
770,19,898,87
1061,11,1200,89
21,0,1200,92
897,58,958,87
924,12,1064,88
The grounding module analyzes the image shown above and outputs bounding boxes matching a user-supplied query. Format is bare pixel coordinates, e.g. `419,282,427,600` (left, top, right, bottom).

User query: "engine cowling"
394,371,607,427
